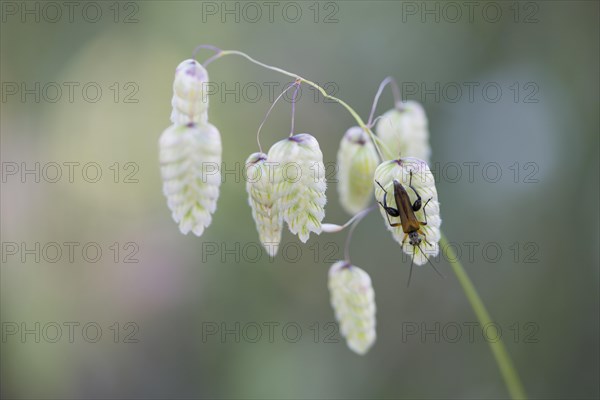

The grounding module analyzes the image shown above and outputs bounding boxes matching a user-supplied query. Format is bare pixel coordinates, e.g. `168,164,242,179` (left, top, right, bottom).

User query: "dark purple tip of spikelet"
247,153,267,165
289,133,312,143
175,59,196,73
340,261,352,270
175,60,207,80
186,69,208,81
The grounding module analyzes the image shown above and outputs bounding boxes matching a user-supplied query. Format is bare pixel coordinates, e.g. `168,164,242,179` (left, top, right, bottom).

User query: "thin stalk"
367,76,400,127
289,80,301,136
440,233,526,399
255,82,296,153
321,205,376,234
343,206,374,262
192,44,221,60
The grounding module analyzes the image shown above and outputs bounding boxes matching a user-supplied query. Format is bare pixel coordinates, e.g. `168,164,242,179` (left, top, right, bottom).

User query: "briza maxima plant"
337,126,379,215
159,123,221,236
160,58,221,236
156,45,526,399
374,158,441,266
245,152,282,257
376,100,431,163
329,261,376,355
268,133,327,244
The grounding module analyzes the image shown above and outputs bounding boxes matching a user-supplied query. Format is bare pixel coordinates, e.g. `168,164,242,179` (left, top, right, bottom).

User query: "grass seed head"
336,126,379,214
374,158,441,265
245,152,283,256
159,123,222,236
376,100,431,163
267,134,327,243
328,261,377,355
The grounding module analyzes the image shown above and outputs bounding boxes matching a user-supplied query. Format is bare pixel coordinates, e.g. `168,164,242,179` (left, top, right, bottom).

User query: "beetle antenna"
417,244,443,278
407,246,415,288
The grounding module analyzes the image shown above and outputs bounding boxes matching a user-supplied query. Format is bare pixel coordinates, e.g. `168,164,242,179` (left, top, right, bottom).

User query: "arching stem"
192,44,221,60
204,49,391,161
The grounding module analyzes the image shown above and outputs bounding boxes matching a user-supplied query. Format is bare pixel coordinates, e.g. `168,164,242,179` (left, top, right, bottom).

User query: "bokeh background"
1,1,598,399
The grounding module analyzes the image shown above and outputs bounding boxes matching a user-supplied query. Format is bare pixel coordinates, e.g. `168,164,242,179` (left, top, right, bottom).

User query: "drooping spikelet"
245,152,283,256
170,59,210,125
374,158,441,265
336,126,379,214
376,101,431,163
268,134,327,243
159,123,222,236
328,261,376,355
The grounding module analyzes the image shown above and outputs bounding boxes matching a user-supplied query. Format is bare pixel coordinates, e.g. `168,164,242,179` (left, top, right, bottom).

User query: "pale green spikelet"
245,152,283,256
336,126,379,214
374,158,441,265
159,123,222,236
170,59,210,125
376,100,431,162
268,133,327,243
328,261,376,355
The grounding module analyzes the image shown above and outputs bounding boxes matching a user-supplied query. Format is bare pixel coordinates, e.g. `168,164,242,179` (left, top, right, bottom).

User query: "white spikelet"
159,123,222,236
268,134,327,243
374,158,441,265
376,100,431,163
245,152,283,257
170,59,210,125
336,126,379,214
328,261,376,355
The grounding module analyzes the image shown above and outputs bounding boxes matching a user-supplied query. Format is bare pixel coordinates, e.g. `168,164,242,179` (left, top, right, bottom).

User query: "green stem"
208,49,392,160
202,46,526,399
440,232,526,399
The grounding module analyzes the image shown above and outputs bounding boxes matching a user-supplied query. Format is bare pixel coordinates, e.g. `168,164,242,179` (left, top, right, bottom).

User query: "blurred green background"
1,1,598,399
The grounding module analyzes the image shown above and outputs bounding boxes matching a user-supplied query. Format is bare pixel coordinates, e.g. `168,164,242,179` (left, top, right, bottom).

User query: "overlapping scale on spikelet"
245,152,283,256
328,261,376,355
159,123,222,236
376,101,431,163
336,126,379,214
374,158,441,265
268,134,327,243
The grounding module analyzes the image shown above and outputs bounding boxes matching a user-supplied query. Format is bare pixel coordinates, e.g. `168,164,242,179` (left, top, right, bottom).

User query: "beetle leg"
418,229,432,246
401,233,408,245
418,197,432,226
408,170,423,212
376,180,401,225
383,210,402,228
